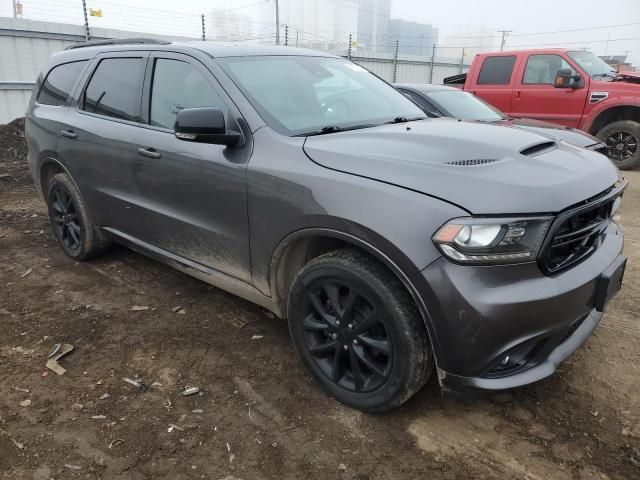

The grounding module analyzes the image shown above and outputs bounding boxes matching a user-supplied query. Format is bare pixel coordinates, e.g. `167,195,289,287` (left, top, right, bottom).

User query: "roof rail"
65,38,170,50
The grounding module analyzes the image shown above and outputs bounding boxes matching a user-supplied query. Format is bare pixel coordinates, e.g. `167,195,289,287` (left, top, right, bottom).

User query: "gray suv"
26,39,627,411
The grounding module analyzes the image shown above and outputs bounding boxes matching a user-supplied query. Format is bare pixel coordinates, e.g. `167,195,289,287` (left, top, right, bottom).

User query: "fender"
580,96,640,133
268,226,445,366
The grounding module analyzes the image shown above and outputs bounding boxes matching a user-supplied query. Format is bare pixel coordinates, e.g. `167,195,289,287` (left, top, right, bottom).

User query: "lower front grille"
540,195,616,274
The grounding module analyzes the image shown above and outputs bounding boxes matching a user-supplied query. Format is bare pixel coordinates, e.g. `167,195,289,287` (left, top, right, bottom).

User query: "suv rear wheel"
287,249,433,412
46,173,109,260
597,120,640,170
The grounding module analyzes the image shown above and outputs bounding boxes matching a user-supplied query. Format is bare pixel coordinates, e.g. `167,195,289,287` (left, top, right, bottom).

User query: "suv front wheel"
287,249,433,412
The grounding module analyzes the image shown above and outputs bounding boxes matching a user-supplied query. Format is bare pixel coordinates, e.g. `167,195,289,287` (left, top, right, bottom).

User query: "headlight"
433,217,552,264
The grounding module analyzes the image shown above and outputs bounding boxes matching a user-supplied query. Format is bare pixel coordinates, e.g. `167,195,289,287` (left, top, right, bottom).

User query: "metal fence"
0,16,470,124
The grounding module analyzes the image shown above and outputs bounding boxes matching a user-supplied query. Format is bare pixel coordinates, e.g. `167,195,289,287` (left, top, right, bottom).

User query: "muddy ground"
0,120,639,480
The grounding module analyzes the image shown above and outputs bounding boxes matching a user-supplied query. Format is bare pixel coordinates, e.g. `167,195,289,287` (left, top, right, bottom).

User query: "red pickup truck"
445,49,640,169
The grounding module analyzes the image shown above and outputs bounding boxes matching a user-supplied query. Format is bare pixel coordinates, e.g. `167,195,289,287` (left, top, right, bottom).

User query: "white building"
438,25,500,61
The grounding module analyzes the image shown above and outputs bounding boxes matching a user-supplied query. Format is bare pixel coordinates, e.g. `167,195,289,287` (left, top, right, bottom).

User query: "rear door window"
149,58,227,130
37,61,88,106
477,56,517,85
82,57,146,122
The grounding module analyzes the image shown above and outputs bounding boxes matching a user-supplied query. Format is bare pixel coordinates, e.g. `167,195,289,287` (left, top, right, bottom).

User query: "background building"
355,0,391,52
387,19,438,56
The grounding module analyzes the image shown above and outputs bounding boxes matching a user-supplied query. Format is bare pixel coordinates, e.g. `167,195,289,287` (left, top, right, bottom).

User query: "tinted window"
37,61,87,106
477,56,516,85
150,59,227,130
83,58,145,122
523,55,574,84
399,89,440,117
424,90,504,121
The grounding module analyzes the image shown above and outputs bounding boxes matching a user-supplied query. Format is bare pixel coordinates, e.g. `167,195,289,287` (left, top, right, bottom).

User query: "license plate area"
594,256,627,312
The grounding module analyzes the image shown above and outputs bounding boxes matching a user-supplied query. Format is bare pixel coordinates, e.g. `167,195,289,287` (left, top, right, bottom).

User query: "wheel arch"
268,227,443,363
38,157,78,199
586,104,640,135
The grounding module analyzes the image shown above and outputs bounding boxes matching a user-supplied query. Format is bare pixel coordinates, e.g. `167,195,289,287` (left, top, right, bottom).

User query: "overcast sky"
2,0,639,64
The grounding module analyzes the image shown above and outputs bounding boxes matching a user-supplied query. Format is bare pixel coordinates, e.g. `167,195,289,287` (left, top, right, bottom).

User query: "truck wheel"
287,249,433,412
596,120,640,170
46,173,109,260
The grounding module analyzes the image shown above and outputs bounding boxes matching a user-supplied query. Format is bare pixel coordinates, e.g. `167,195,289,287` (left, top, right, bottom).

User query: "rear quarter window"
36,61,88,106
477,56,517,85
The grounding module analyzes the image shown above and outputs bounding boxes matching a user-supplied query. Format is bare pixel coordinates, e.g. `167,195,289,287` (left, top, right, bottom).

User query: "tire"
287,249,433,412
596,120,640,170
46,172,109,260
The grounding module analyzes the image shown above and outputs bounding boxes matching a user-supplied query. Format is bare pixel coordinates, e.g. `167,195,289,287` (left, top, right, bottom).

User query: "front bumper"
419,221,624,393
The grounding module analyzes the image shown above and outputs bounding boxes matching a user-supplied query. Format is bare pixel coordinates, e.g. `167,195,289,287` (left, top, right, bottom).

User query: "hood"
614,71,640,84
303,118,618,214
487,118,602,149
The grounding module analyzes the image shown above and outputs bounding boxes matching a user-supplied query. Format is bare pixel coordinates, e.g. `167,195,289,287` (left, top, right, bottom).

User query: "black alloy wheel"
288,249,433,412
302,279,393,393
605,130,638,163
596,120,640,170
46,172,109,260
49,186,83,252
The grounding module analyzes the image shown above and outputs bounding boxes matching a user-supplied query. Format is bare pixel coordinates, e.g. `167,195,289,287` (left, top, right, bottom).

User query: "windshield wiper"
593,71,618,80
297,124,378,137
385,116,427,124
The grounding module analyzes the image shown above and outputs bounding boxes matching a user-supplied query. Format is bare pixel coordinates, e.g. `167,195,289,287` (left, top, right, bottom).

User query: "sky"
2,0,639,65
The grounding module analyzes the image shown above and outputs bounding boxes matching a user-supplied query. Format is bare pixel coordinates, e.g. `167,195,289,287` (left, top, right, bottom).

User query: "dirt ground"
1,120,639,480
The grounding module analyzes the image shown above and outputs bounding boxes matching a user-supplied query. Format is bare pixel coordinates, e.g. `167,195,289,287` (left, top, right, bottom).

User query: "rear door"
26,60,89,185
57,51,149,237
132,51,253,282
468,54,518,113
510,53,589,127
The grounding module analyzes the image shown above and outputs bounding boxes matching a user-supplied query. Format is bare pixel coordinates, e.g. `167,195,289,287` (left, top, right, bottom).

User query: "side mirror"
174,107,241,146
554,68,583,89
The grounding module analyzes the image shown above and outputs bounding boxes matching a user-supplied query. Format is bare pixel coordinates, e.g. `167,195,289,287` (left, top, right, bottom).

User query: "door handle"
60,130,77,139
137,147,161,159
515,91,521,99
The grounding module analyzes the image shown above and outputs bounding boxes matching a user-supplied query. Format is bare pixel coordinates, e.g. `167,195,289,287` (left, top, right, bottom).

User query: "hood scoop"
520,141,557,156
445,158,499,167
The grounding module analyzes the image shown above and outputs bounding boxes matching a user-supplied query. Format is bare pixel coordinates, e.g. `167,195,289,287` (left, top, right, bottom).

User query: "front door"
132,52,252,282
510,53,589,128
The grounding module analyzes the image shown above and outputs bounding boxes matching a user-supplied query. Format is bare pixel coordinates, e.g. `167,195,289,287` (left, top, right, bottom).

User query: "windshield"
217,56,425,136
424,90,505,122
567,51,617,80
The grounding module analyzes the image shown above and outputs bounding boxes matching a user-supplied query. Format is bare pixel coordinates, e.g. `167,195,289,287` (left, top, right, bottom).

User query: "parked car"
26,40,627,411
444,49,640,169
395,83,606,152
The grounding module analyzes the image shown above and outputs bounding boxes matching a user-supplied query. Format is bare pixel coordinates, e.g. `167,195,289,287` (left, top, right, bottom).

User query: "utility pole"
296,28,299,47
459,47,465,74
201,14,206,41
285,24,288,46
81,0,91,41
12,0,17,18
348,33,352,60
498,29,511,51
274,0,280,45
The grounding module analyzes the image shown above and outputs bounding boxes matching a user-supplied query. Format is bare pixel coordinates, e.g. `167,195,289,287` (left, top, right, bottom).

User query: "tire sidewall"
288,259,423,411
46,174,95,260
597,120,640,170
